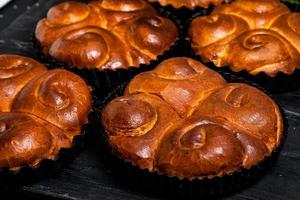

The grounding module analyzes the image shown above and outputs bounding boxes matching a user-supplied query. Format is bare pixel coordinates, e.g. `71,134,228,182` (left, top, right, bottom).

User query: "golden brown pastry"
48,27,130,70
0,113,70,170
125,57,226,117
189,0,300,77
147,0,230,9
102,93,181,170
101,57,283,180
35,1,102,54
12,69,92,135
112,15,179,66
0,55,47,112
35,0,178,70
0,55,92,171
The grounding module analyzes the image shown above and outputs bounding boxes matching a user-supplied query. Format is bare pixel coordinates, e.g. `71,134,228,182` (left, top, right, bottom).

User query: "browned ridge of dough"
189,0,300,77
101,57,283,180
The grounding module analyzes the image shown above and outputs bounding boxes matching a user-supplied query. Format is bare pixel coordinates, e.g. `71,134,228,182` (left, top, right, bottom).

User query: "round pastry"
147,0,230,9
0,54,92,172
189,0,300,78
101,57,285,196
35,0,178,70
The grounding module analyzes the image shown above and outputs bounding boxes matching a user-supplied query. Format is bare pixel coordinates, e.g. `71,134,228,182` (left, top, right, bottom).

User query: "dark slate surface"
0,0,300,199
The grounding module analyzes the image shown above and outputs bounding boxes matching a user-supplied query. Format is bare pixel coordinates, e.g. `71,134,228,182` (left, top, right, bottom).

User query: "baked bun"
102,57,283,180
147,0,230,9
0,55,92,171
189,0,300,77
35,0,178,70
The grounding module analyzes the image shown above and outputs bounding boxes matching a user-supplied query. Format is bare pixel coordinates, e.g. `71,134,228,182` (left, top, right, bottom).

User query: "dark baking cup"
34,10,183,99
0,110,97,191
97,73,288,199
187,2,300,94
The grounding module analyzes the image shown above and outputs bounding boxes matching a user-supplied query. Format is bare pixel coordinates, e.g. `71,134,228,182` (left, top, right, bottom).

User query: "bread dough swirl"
0,55,47,112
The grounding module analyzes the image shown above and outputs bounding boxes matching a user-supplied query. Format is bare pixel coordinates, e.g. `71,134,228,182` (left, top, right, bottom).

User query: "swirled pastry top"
189,0,300,77
147,0,230,9
0,54,92,171
35,0,178,70
101,57,283,180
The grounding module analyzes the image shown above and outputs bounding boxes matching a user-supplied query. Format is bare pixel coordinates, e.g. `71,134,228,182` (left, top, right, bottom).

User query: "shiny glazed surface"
189,0,300,77
0,54,92,170
102,57,283,180
35,0,178,70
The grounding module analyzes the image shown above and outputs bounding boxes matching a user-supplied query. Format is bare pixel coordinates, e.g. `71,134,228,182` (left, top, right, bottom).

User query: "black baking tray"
0,0,300,199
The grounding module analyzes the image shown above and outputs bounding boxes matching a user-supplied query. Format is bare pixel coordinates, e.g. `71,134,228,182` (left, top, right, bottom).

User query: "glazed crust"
125,57,226,117
147,0,230,9
0,55,47,112
35,0,178,70
0,55,92,170
101,57,283,180
12,69,92,133
102,93,181,170
0,113,70,170
189,0,300,77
